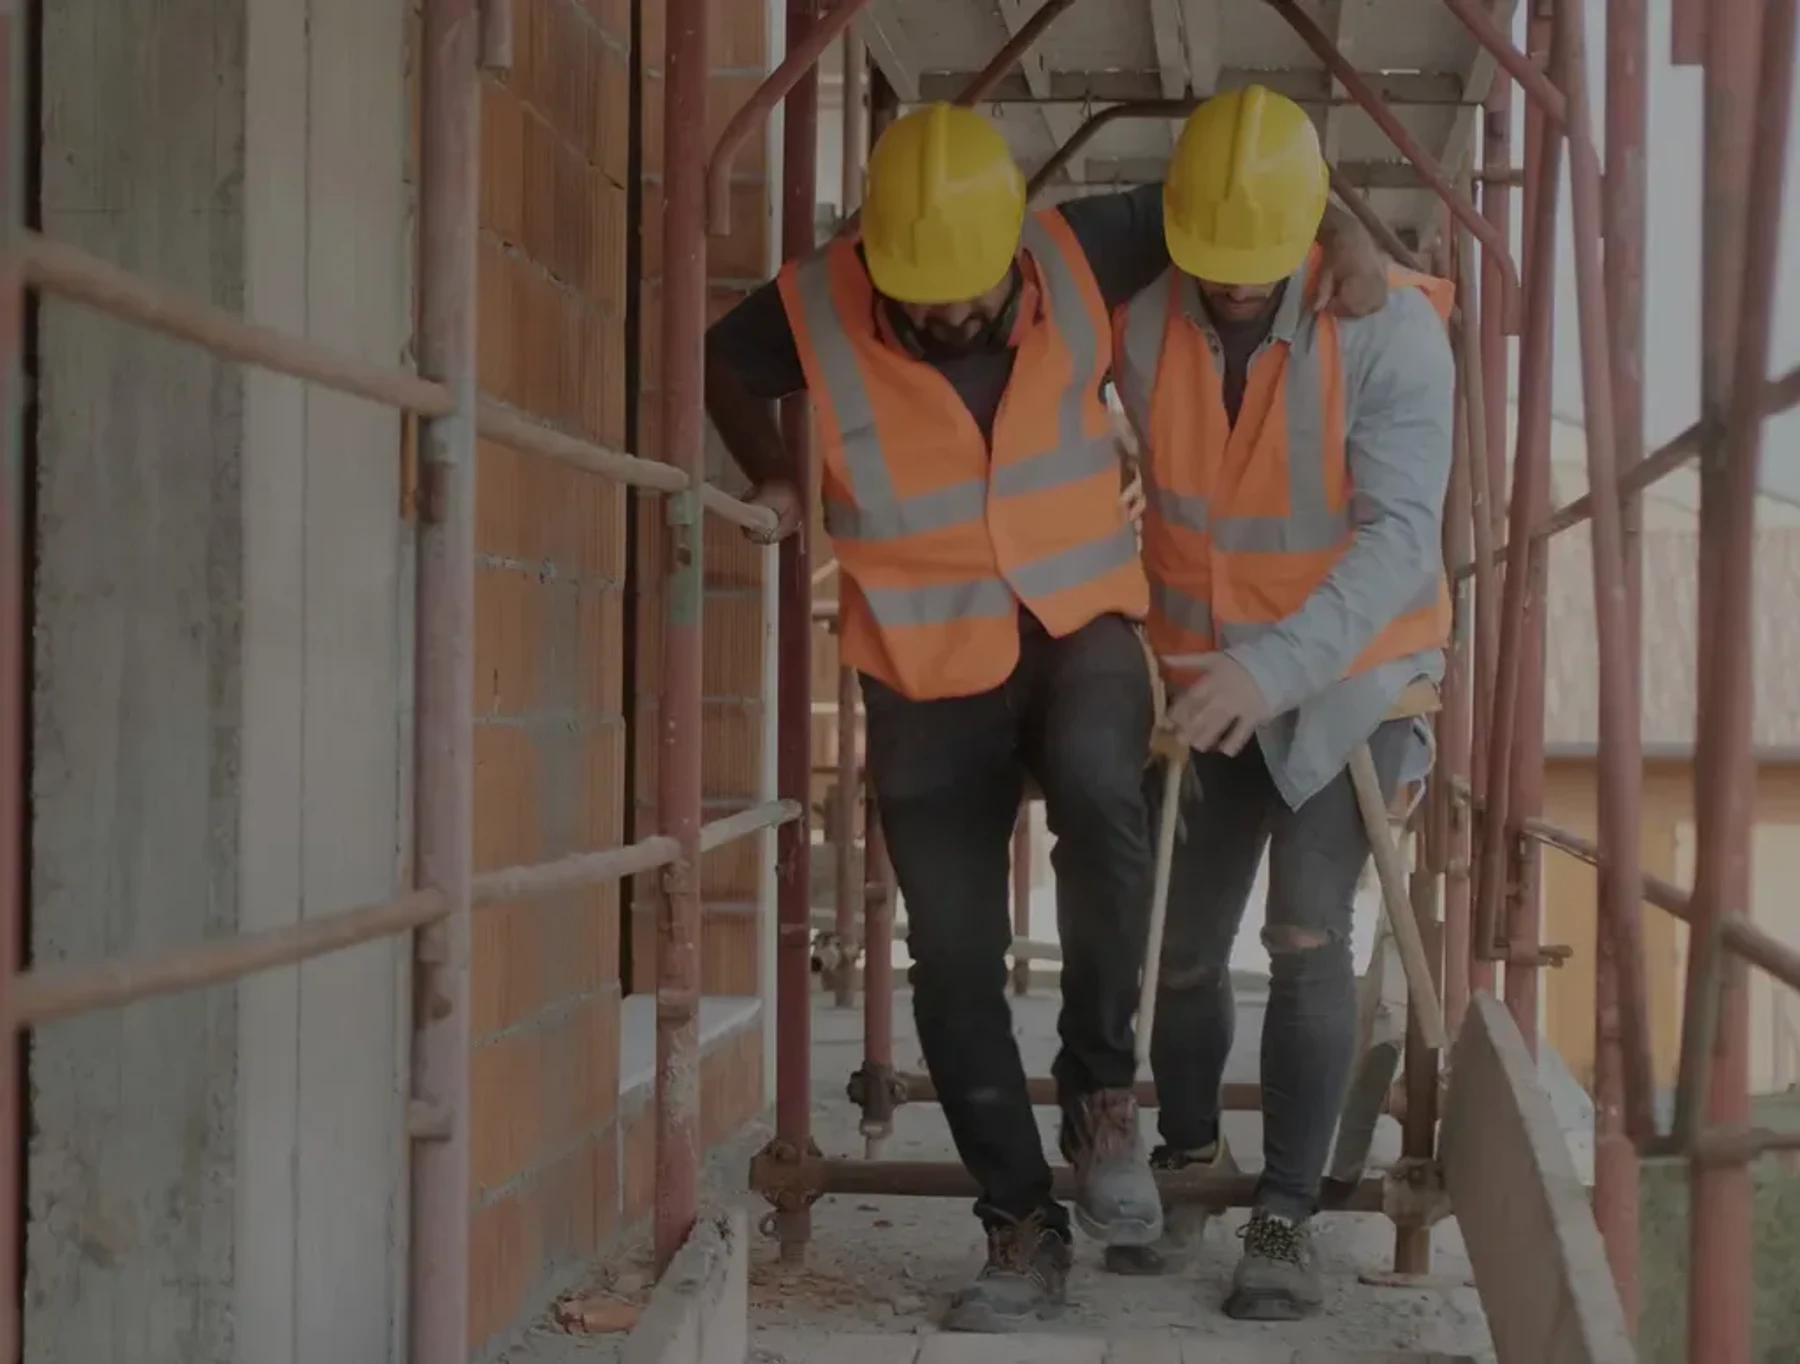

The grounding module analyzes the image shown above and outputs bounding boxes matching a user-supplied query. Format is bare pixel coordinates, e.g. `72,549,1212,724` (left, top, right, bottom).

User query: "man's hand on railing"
743,479,804,545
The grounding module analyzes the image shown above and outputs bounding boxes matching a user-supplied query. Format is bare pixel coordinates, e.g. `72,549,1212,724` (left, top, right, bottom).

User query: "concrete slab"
621,1210,750,1364
1440,997,1633,1364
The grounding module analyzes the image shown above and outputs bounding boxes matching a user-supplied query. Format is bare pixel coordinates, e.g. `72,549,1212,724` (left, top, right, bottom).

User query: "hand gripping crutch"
1132,677,1449,1072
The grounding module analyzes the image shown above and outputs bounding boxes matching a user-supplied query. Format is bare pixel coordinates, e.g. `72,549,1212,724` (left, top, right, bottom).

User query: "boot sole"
1073,1204,1162,1247
1222,1286,1319,1322
939,1297,1066,1334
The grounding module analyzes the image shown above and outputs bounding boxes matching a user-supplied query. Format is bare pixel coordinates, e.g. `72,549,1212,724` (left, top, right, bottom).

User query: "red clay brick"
474,723,544,873
579,720,628,848
482,76,527,244
598,39,631,185
619,1096,656,1223
471,1025,545,1195
470,1186,537,1350
477,237,520,405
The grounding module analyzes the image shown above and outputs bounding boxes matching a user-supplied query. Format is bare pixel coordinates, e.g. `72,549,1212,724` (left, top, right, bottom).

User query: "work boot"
1102,1137,1236,1275
940,1211,1072,1333
1061,1090,1163,1247
1223,1207,1325,1321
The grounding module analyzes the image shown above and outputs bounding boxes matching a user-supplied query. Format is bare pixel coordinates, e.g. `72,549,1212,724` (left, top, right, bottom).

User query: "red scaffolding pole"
408,1,480,1356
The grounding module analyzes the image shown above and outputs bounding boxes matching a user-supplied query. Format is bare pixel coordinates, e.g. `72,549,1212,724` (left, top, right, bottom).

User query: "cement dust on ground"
503,984,1499,1363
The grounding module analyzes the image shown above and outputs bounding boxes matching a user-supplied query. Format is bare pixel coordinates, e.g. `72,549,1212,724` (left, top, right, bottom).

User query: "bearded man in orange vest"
704,101,1389,1333
1110,87,1455,1322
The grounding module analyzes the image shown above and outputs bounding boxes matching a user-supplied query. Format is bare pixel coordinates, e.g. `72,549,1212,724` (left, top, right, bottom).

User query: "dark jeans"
861,611,1154,1231
1147,720,1412,1223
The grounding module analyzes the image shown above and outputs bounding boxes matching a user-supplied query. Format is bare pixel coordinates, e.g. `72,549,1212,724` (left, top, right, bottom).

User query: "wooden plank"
1440,995,1637,1364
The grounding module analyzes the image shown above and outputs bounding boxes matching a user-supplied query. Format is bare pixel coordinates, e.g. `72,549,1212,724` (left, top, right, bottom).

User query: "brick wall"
467,0,632,1348
459,0,775,1346
631,0,770,998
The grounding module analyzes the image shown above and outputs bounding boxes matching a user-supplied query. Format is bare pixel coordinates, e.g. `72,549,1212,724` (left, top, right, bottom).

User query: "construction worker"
704,102,1390,1332
1110,86,1454,1321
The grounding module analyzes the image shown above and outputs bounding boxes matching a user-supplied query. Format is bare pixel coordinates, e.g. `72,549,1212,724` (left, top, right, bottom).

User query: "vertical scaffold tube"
410,0,480,1353
1597,0,1650,1325
0,3,22,1359
1681,0,1788,1355
654,0,710,1275
774,0,821,1265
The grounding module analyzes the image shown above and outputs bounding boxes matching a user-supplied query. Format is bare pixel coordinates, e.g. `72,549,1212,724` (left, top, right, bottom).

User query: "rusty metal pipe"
954,0,1084,107
1498,8,1558,1048
1680,1,1791,1354
892,1071,1270,1112
1519,819,1692,919
1469,77,1508,1005
1474,17,1560,973
833,665,859,1007
1671,0,1707,64
409,1,481,1356
817,1160,1387,1210
1556,0,1656,1146
0,2,21,1355
1024,100,1191,196
1268,0,1522,331
1437,0,1567,125
1720,916,1800,997
1596,0,1650,1320
653,0,711,1274
8,890,450,1029
1441,260,1478,1037
479,0,513,71
773,0,822,1262
706,0,872,236
1328,166,1421,270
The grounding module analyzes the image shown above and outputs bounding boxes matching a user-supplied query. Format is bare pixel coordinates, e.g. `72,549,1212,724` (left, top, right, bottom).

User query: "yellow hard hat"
861,103,1027,305
1164,85,1329,286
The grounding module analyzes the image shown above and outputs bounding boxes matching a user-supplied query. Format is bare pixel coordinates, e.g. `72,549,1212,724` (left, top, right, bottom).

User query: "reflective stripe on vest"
1117,258,1451,663
790,217,1116,560
778,209,1147,697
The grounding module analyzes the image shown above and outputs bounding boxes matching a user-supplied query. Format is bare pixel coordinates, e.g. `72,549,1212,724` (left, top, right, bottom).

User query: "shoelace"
984,1211,1056,1280
1238,1213,1307,1266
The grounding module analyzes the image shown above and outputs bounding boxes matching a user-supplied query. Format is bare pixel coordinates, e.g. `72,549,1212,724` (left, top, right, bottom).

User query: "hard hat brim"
1164,231,1314,290
864,234,1020,307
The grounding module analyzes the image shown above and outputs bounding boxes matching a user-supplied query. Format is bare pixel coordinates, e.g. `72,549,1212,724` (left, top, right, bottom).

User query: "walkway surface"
501,978,1615,1363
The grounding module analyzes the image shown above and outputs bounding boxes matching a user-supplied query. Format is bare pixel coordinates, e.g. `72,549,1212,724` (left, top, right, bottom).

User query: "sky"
1528,0,1800,505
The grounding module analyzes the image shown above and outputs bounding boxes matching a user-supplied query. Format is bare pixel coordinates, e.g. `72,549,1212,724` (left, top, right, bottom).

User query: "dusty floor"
497,978,1595,1363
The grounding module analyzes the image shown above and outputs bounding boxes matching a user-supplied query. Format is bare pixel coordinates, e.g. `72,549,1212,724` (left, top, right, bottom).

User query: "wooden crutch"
1133,676,1448,1071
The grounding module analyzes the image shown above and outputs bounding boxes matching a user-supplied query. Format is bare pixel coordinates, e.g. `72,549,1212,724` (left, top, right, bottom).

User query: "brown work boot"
1060,1089,1163,1247
1103,1137,1237,1275
940,1211,1072,1333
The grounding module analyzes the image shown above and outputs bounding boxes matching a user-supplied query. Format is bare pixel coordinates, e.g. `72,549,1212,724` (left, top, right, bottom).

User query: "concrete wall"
27,2,413,1363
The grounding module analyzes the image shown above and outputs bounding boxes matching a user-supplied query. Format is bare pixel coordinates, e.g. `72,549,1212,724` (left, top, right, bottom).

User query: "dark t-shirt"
704,183,1170,442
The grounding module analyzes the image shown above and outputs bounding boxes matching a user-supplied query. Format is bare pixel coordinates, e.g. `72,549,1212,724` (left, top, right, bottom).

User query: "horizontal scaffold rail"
13,233,778,534
1,800,799,1029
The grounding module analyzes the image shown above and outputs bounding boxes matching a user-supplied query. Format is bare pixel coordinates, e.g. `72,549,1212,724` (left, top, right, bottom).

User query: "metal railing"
780,0,1800,1356
0,1,795,1359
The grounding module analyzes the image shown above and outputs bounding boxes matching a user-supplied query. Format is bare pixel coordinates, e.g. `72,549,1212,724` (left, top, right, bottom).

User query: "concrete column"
27,3,412,1362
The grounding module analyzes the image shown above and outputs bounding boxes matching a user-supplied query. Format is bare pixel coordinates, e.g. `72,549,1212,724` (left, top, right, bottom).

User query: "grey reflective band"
859,575,1016,628
1150,578,1213,638
1122,265,1355,558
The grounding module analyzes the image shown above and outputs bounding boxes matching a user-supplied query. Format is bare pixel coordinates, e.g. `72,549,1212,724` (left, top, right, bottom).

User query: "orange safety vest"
776,210,1148,701
1114,248,1454,679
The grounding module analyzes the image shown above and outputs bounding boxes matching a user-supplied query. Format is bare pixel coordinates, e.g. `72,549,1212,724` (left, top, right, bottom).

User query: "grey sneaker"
941,1212,1072,1333
1061,1090,1163,1247
1102,1138,1237,1275
1223,1207,1324,1320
